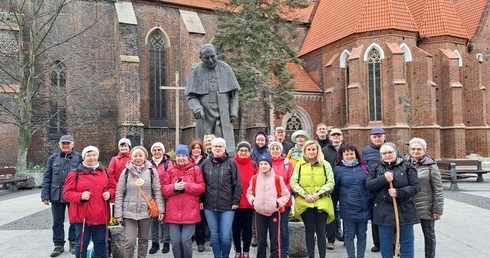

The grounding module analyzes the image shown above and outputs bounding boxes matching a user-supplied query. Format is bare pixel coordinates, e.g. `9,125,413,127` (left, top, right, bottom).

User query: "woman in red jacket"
161,144,205,258
63,146,116,258
107,138,131,184
232,141,256,258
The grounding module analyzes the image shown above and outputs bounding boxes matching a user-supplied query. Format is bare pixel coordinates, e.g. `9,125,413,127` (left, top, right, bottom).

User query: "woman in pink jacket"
162,144,205,258
247,155,290,258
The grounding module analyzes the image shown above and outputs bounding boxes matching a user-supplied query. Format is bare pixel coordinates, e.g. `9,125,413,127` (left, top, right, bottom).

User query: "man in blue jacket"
41,135,82,257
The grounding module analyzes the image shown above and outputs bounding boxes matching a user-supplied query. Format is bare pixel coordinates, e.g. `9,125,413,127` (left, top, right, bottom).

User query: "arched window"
400,43,412,80
367,48,382,121
453,50,463,67
341,50,350,123
49,62,66,136
148,31,168,126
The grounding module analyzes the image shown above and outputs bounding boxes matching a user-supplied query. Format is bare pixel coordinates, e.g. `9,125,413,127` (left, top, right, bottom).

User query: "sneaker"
251,238,257,247
162,243,170,254
242,252,250,258
326,242,334,250
50,246,64,257
149,243,160,254
371,246,380,252
69,242,75,254
234,253,242,258
198,244,205,252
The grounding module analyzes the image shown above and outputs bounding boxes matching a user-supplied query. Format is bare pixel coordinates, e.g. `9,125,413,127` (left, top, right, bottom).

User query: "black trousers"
256,211,280,258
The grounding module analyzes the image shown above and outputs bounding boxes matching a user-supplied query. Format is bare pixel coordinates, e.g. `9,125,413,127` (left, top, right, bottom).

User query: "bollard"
449,163,459,191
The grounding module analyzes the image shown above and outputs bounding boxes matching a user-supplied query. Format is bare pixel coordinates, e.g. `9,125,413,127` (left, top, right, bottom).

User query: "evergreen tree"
212,0,309,139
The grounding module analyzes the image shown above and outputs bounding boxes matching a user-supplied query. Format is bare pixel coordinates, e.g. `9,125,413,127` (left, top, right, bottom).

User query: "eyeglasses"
213,145,224,148
381,151,394,156
239,149,249,153
410,148,423,151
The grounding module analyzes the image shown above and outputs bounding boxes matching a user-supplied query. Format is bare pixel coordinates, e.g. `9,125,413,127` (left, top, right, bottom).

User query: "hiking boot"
371,246,380,252
162,243,170,254
326,242,334,250
50,246,64,257
149,242,160,254
69,242,75,254
198,244,205,252
251,237,257,247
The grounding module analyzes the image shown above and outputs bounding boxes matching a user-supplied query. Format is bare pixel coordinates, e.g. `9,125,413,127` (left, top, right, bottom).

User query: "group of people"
41,124,444,258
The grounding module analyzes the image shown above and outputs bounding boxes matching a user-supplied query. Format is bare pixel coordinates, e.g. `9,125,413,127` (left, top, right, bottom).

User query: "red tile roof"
286,62,322,92
300,0,484,56
454,0,488,39
300,0,418,56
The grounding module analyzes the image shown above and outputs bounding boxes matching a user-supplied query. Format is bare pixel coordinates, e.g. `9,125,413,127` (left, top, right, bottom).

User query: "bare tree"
0,0,102,170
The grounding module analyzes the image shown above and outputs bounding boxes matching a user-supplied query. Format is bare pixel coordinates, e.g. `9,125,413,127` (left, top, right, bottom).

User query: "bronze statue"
185,43,240,155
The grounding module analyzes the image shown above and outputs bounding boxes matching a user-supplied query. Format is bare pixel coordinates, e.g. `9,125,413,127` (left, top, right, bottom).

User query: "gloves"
193,109,205,119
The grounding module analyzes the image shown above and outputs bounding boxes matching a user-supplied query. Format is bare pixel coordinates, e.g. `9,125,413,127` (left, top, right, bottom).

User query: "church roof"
286,62,322,92
300,0,484,56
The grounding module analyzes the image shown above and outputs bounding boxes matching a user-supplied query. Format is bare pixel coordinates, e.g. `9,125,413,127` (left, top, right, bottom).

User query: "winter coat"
41,150,82,203
251,131,269,163
362,143,381,169
161,160,205,224
291,156,335,223
286,144,303,168
200,153,242,211
406,154,444,220
63,163,115,225
151,154,173,186
366,158,420,226
281,141,294,156
271,156,294,207
107,152,131,183
114,160,165,220
333,162,372,221
246,170,290,216
316,137,330,148
322,142,345,168
234,154,256,209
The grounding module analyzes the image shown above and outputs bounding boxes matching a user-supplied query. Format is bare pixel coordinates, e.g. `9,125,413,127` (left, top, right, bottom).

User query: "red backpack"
251,174,286,213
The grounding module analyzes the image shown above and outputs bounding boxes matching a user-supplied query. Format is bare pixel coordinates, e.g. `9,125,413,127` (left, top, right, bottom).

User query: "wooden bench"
0,168,30,191
437,159,488,182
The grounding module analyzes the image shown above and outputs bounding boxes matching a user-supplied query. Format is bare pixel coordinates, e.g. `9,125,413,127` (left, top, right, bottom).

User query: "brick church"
1,0,489,166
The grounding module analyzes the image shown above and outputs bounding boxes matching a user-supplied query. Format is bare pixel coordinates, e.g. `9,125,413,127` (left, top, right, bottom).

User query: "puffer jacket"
63,163,116,225
246,170,290,216
406,154,444,220
366,158,420,226
107,152,131,183
41,150,82,203
251,131,269,163
271,156,294,207
362,143,381,169
114,160,165,220
151,154,173,185
333,162,372,221
200,153,242,211
234,154,256,209
162,159,205,224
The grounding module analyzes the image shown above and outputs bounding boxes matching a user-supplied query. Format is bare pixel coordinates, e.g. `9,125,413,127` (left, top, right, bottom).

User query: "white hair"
212,137,226,148
409,137,427,150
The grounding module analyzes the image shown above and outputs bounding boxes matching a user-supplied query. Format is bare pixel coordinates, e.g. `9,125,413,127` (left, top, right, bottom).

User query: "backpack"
251,174,286,213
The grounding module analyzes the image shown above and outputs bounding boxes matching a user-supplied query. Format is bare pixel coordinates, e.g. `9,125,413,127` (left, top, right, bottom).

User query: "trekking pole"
389,182,400,257
80,187,89,258
104,186,110,258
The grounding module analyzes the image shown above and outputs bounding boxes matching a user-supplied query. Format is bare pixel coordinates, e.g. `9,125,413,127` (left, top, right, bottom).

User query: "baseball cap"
59,135,74,143
329,128,342,136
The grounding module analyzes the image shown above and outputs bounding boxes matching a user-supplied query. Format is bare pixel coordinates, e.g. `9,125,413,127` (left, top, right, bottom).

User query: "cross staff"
160,71,185,147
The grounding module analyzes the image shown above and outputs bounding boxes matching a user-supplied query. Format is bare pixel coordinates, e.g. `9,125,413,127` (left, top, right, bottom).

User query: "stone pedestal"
109,225,126,258
289,221,307,257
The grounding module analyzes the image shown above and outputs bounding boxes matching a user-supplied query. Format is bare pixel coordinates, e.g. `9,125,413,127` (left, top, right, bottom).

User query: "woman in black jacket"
366,142,420,258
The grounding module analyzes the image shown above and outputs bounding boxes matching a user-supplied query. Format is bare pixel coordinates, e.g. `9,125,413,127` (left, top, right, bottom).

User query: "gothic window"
49,62,66,136
286,114,302,131
148,32,168,126
368,48,382,121
344,57,350,123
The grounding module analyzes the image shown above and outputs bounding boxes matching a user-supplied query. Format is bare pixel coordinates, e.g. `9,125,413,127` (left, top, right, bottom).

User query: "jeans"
280,206,291,256
300,207,327,258
150,217,170,244
204,209,235,258
51,201,76,246
343,219,368,258
378,224,414,258
74,223,107,258
232,208,253,253
169,224,196,258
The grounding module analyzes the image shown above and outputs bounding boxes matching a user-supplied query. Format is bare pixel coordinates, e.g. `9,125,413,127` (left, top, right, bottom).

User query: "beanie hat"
237,141,252,151
258,154,273,167
268,141,284,153
82,146,99,160
175,144,190,156
118,138,131,147
151,142,165,153
130,146,149,159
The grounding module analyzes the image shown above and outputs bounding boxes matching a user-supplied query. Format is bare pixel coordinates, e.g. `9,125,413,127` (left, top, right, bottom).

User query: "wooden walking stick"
389,181,400,257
